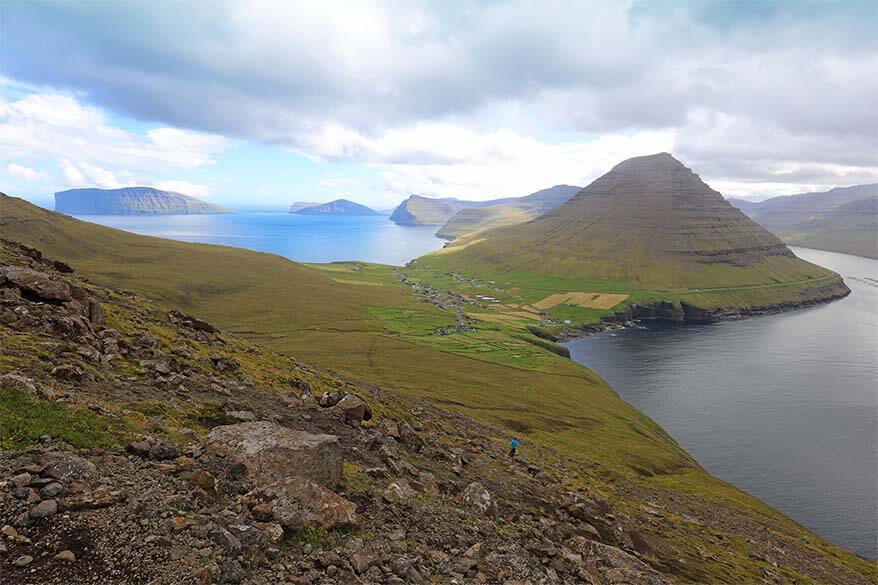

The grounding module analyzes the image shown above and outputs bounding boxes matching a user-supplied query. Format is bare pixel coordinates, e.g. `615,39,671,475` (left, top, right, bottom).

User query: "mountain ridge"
436,185,580,240
728,184,878,258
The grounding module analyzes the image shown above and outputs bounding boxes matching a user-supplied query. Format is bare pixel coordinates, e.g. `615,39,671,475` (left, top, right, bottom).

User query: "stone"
318,390,345,407
334,394,372,424
54,549,76,561
398,423,424,451
569,536,670,585
383,479,417,503
126,440,152,458
52,260,74,274
210,526,242,556
380,420,401,439
249,477,357,531
218,559,245,584
13,555,33,567
0,266,71,302
206,421,343,488
210,357,240,372
51,364,84,382
149,439,179,461
29,499,58,519
40,482,63,498
461,482,494,516
10,472,31,488
190,469,217,496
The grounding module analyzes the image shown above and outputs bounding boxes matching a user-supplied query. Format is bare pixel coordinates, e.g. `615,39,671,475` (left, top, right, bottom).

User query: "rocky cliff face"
389,195,477,225
54,187,231,215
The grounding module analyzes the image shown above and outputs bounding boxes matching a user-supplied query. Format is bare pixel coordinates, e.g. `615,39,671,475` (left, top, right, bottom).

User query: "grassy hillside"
2,193,874,582
437,185,580,239
782,196,877,258
436,204,533,239
729,187,878,259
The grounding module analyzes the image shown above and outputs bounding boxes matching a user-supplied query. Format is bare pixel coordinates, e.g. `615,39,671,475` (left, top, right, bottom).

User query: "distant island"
289,201,320,213
54,187,232,215
290,199,381,216
729,184,878,258
389,195,475,226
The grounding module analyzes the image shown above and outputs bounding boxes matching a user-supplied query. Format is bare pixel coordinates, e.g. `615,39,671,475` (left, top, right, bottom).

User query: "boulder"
249,477,357,531
461,482,495,516
382,479,416,503
38,452,96,482
0,267,71,302
569,536,670,585
210,356,240,372
318,390,345,407
206,421,342,488
335,394,372,424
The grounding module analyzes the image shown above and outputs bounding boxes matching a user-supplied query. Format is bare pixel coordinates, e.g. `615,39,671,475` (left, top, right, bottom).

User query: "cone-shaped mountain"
433,153,846,292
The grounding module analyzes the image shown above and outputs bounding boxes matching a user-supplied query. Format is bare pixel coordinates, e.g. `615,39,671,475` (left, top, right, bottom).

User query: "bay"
74,213,445,265
566,247,878,557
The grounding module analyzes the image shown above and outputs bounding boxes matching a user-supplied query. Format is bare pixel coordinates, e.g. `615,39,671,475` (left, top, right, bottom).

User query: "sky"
1,0,876,211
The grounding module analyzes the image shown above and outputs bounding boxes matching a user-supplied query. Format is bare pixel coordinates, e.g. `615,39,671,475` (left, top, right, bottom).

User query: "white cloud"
0,91,231,189
1,2,876,203
150,180,210,197
302,122,674,199
6,163,39,180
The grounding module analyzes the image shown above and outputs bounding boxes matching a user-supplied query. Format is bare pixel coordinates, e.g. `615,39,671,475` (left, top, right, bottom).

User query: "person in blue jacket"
509,437,519,458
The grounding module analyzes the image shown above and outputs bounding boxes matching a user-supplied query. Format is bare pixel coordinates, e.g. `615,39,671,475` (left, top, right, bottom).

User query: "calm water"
566,248,878,557
75,213,444,265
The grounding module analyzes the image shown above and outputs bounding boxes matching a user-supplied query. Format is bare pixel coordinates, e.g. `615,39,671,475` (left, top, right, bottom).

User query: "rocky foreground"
0,240,873,585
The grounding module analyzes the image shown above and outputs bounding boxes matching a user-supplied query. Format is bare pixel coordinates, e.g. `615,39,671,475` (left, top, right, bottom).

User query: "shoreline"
552,278,852,343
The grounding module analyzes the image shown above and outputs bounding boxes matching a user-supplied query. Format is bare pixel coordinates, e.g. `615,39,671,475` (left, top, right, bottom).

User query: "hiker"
509,437,519,458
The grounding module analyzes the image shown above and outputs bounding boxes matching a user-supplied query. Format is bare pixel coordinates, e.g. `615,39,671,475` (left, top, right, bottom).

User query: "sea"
75,212,877,557
566,248,878,558
74,212,445,265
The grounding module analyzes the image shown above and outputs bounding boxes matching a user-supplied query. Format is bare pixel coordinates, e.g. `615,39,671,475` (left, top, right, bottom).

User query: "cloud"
150,180,210,197
1,1,876,200
0,90,231,190
6,163,39,180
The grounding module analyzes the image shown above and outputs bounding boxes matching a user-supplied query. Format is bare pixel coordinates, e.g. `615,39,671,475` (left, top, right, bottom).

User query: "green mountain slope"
729,184,878,258
1,193,873,583
437,185,580,239
55,186,232,215
417,153,848,327
293,198,381,216
782,195,878,258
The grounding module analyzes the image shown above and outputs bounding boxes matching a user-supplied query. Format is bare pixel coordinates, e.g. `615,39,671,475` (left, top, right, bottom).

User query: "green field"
1,194,873,583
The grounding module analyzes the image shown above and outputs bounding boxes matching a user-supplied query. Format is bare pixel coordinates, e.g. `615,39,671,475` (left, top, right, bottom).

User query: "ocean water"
74,213,445,265
566,248,878,557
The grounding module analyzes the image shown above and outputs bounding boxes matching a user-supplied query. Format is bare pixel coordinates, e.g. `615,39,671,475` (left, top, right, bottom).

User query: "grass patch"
0,387,122,449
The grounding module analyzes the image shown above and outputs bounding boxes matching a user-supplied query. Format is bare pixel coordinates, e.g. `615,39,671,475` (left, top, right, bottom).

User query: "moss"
0,387,122,449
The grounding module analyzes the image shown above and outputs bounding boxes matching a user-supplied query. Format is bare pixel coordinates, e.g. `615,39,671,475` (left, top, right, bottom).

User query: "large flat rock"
206,421,342,488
